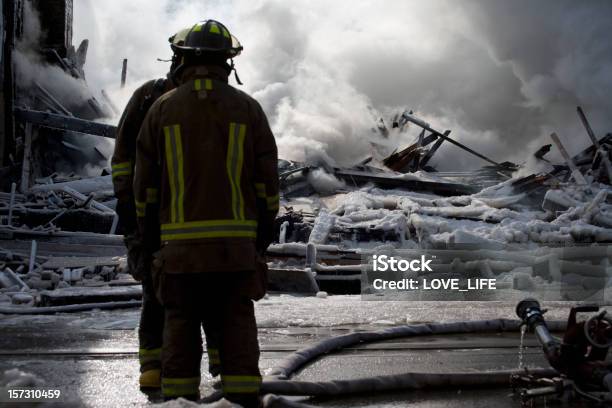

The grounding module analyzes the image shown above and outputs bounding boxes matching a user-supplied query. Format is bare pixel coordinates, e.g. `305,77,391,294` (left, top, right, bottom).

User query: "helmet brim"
171,43,243,57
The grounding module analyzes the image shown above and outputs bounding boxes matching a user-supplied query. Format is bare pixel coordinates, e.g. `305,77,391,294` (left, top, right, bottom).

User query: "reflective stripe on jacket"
134,65,279,273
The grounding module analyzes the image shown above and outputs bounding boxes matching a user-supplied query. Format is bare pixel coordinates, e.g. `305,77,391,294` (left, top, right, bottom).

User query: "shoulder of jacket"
232,88,265,113
135,79,160,95
149,87,178,110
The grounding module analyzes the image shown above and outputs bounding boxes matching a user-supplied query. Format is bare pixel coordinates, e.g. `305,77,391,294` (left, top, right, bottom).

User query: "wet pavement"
0,297,601,407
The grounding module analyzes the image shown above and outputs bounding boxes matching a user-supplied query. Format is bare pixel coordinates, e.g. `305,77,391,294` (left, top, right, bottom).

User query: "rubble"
2,104,611,304
0,0,610,308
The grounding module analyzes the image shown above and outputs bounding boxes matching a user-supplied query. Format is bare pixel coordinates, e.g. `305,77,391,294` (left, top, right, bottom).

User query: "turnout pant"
158,272,261,407
138,270,164,372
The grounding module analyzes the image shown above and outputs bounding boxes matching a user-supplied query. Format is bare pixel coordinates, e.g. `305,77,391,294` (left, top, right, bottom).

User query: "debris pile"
0,3,611,307
268,108,612,296
0,239,134,308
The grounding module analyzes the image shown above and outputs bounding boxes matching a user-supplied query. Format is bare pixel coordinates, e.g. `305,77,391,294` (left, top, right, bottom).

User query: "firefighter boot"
139,369,162,389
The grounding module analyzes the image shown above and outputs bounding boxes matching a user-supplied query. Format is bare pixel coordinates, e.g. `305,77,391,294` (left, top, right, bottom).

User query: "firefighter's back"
151,67,262,272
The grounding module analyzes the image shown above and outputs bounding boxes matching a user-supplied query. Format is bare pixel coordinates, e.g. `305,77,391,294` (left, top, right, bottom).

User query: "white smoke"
14,1,114,176
74,0,612,170
15,1,97,114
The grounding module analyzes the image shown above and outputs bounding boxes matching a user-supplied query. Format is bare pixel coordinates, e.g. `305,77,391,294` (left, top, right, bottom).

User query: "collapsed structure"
0,0,611,311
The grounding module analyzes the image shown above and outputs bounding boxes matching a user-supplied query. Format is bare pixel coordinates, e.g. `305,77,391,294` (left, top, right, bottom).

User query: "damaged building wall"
0,0,115,190
31,0,72,58
0,0,16,170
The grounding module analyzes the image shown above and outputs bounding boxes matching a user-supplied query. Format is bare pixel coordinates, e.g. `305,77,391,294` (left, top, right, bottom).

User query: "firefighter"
111,27,223,389
133,19,279,407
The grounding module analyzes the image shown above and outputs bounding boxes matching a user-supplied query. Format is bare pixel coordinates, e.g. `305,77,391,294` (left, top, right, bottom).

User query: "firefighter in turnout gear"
133,20,278,406
111,27,223,390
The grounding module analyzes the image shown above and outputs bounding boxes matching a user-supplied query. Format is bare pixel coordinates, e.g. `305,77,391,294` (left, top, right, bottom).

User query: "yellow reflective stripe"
255,183,266,198
162,230,256,240
112,162,131,171
146,188,158,204
162,219,257,229
222,375,262,394
164,125,185,224
227,123,238,218
162,376,200,397
209,22,221,34
162,377,201,385
192,23,203,32
226,123,246,220
161,219,257,241
138,348,161,364
112,162,132,179
194,79,212,92
164,126,177,222
221,27,230,39
135,200,146,217
112,169,131,179
175,126,186,223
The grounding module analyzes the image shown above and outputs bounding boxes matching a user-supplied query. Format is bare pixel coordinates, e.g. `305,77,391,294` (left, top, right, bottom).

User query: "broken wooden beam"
383,133,437,171
34,81,73,116
20,123,34,193
13,108,117,138
400,111,502,167
577,106,612,182
550,132,588,185
335,169,478,196
420,130,449,167
121,58,128,88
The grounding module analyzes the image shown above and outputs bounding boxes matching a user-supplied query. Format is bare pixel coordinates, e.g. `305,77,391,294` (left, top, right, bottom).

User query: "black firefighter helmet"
170,20,243,59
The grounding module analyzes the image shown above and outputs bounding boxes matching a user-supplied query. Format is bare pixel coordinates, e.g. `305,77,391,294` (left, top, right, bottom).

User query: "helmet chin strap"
230,59,243,85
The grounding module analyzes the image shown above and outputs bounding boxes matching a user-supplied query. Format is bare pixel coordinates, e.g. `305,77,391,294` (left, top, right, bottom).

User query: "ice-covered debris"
31,175,113,195
393,170,458,184
473,178,517,198
542,190,581,212
508,267,536,291
331,191,391,214
308,209,336,244
473,193,526,209
451,230,506,250
316,291,328,298
10,293,34,305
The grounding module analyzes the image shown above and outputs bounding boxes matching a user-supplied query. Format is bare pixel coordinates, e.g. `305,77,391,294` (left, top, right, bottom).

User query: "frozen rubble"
2,108,612,304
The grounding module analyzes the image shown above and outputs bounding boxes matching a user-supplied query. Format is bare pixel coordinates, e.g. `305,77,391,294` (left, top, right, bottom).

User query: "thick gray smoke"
15,1,96,113
15,1,114,176
74,0,612,170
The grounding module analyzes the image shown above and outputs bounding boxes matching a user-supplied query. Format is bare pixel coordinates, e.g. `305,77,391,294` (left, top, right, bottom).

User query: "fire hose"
202,319,563,407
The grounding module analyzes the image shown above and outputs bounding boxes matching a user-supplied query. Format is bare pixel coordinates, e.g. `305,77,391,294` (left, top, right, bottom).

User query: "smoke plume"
74,0,612,170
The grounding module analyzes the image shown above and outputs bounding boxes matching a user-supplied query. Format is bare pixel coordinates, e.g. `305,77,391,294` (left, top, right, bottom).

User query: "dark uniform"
112,78,173,377
112,74,224,385
133,52,278,408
